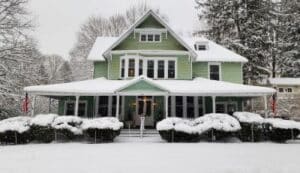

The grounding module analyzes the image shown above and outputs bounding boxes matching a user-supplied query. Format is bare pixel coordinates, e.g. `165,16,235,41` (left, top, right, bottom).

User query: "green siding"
192,62,208,78
136,15,164,28
114,32,186,51
222,63,243,84
93,61,107,78
177,55,191,79
108,55,121,79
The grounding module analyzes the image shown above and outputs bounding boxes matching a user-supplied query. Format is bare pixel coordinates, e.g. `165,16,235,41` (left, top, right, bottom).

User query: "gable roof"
182,37,248,63
87,37,118,61
102,10,197,59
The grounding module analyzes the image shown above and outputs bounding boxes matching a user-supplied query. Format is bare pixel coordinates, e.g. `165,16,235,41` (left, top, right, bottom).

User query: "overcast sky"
29,0,200,58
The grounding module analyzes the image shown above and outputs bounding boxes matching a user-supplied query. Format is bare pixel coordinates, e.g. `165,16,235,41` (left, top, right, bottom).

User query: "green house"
24,10,275,127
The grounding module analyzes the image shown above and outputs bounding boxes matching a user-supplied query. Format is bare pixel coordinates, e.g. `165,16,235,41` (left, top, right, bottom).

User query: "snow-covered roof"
24,76,275,96
182,37,248,63
268,78,300,86
87,37,118,61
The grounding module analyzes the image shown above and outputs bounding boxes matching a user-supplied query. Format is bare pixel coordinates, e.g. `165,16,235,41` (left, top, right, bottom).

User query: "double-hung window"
139,60,143,76
168,61,175,78
147,60,154,78
121,59,125,78
140,33,161,42
128,59,135,77
209,64,220,81
157,60,165,78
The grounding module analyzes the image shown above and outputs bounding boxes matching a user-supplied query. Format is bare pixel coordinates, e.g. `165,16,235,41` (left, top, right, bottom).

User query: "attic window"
140,33,161,42
194,43,208,51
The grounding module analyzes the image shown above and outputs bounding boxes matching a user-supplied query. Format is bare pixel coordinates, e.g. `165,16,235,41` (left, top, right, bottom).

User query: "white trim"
183,96,187,118
111,50,190,55
208,62,222,81
108,96,112,116
194,96,198,117
94,96,99,117
64,99,88,117
171,96,176,117
202,97,206,114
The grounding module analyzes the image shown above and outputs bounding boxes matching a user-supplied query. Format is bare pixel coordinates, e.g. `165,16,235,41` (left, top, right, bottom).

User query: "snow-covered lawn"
1,138,300,173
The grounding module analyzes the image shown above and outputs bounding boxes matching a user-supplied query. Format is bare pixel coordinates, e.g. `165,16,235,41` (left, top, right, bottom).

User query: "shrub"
82,118,123,143
233,112,265,142
52,116,83,140
264,118,300,143
30,114,57,143
0,117,32,144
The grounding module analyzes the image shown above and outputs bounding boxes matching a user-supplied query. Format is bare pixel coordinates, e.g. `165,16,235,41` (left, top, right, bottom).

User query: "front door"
135,96,154,127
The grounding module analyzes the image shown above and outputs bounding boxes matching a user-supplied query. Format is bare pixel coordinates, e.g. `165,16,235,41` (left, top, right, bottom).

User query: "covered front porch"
24,76,275,128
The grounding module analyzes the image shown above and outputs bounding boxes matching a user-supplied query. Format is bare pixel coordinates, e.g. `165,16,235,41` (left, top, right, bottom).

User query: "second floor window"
140,33,161,42
139,60,143,75
168,61,175,78
209,64,220,81
121,59,125,78
147,60,154,78
157,60,165,78
128,59,135,77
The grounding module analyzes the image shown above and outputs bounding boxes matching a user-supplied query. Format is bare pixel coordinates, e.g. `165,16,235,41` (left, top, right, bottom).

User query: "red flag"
22,93,29,113
271,92,277,115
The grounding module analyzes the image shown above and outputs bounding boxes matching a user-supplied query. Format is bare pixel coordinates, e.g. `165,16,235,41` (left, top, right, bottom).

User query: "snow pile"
0,116,31,133
156,117,183,131
196,113,241,132
265,118,300,130
30,114,58,126
81,117,123,131
52,116,83,135
233,112,265,124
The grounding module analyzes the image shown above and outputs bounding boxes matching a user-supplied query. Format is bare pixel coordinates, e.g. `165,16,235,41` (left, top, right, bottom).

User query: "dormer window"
140,33,161,42
194,42,208,51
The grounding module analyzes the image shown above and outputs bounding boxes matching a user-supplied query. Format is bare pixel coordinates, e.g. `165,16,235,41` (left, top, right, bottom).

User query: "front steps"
119,129,159,138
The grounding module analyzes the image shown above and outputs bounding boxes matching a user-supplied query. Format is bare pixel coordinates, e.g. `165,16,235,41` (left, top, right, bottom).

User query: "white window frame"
64,100,88,117
194,42,208,51
139,33,162,43
208,62,222,81
120,55,177,79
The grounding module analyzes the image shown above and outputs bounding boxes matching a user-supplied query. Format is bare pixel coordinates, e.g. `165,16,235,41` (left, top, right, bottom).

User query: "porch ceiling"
24,76,275,97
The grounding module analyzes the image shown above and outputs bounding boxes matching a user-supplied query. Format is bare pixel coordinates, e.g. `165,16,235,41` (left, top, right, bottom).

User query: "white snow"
1,142,300,173
81,117,123,131
233,112,265,124
87,37,119,61
268,78,300,86
24,76,275,96
0,116,31,133
52,116,83,135
157,114,240,134
30,114,57,126
182,36,248,62
265,118,300,130
196,113,241,132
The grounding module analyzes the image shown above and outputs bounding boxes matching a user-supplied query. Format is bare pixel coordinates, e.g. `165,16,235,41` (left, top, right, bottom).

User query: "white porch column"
165,95,169,118
212,96,216,113
116,95,120,119
31,95,36,117
264,95,268,118
194,96,199,117
171,96,176,117
48,97,51,113
108,96,112,116
75,95,80,117
94,96,99,117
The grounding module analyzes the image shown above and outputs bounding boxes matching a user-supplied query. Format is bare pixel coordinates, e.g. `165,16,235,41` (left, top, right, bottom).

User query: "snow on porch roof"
24,77,275,97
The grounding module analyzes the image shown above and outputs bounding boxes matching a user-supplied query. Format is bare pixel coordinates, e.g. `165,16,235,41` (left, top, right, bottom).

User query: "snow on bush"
264,118,300,130
30,114,57,126
233,112,264,124
81,117,123,131
52,116,83,135
0,116,31,134
196,113,241,132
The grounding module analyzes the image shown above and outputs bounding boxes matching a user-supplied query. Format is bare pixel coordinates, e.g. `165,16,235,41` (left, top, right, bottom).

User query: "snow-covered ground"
1,138,300,173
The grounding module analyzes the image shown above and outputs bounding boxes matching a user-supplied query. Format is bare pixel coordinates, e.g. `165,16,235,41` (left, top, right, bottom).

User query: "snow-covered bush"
156,118,209,142
196,113,241,141
30,114,57,143
0,116,32,144
233,112,265,142
52,116,83,140
264,118,300,142
82,117,123,142
157,114,240,142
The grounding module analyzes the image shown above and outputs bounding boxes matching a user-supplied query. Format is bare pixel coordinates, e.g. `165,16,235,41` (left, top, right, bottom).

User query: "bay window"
168,61,175,78
139,60,143,76
128,59,135,77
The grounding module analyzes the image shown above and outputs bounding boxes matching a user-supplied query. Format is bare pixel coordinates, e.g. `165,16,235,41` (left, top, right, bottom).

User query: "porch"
24,76,276,128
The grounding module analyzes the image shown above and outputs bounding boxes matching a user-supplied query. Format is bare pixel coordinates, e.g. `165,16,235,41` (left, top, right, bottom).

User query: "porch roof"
24,76,275,97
